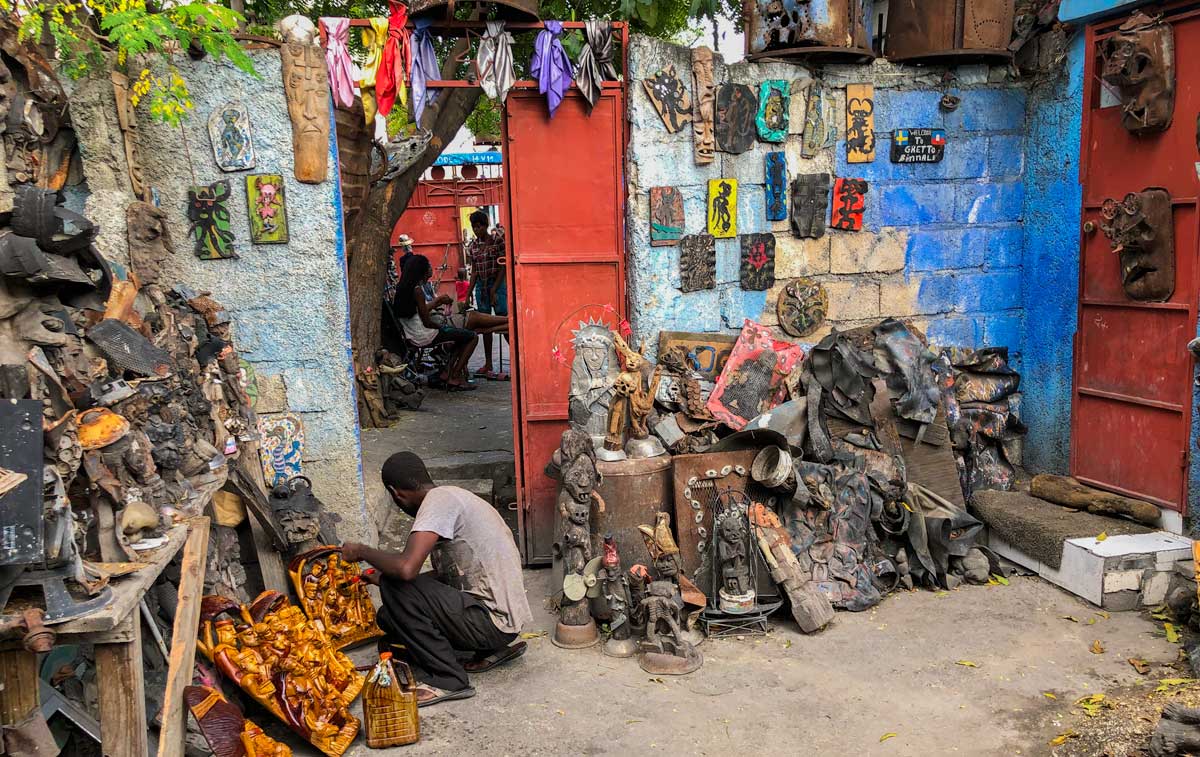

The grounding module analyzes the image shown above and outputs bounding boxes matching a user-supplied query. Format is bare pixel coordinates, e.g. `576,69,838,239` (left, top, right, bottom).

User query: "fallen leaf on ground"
1151,606,1171,621
556,709,565,716
1043,692,1057,700
955,660,978,668
1155,678,1196,693
1166,623,1181,644
783,639,792,649
648,677,665,684
1090,640,1105,654
1096,611,1111,620
879,733,897,742
519,631,547,639
992,573,1010,586
626,719,642,725
1050,730,1080,746
1062,615,1080,623
1129,657,1151,675
934,591,949,598
1075,694,1109,717
1087,618,1096,625
1096,531,1108,541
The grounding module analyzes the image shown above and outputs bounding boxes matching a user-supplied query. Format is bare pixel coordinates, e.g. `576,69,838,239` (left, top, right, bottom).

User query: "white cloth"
401,313,439,347
477,21,515,104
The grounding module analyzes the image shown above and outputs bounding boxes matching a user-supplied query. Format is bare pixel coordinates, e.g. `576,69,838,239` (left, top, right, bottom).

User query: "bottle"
363,651,420,748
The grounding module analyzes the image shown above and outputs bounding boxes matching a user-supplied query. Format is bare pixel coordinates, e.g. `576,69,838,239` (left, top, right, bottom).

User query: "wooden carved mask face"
281,42,331,183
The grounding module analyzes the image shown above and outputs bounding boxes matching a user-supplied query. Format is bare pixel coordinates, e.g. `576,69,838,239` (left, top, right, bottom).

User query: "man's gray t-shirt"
411,486,533,634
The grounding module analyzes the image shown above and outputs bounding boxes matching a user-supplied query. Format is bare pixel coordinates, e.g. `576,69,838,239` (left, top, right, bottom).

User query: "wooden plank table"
2,522,194,757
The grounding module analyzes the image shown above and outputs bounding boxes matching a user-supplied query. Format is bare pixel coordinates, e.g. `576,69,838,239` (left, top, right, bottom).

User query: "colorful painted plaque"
765,152,788,222
207,102,255,171
776,278,828,338
642,66,693,134
802,85,825,158
845,83,876,164
739,233,775,291
650,186,684,247
791,173,830,239
706,319,804,430
187,180,238,260
657,330,738,382
756,80,789,142
830,178,868,232
679,233,715,293
714,83,757,154
890,128,947,163
258,412,304,488
246,174,289,244
691,47,716,165
707,178,738,238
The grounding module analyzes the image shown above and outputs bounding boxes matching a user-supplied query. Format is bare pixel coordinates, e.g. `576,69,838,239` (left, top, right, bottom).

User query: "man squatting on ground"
342,451,532,706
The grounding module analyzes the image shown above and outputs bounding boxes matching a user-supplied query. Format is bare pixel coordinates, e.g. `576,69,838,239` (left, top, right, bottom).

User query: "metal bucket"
751,446,794,491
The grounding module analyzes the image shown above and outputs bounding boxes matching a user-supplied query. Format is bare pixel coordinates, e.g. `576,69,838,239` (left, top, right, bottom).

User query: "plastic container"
363,652,420,748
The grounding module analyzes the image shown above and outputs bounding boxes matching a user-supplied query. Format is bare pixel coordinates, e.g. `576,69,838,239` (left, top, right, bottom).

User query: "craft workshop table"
0,523,191,757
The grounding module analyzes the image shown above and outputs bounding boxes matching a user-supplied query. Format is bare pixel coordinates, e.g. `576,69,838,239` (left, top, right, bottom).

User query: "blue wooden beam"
1058,0,1154,24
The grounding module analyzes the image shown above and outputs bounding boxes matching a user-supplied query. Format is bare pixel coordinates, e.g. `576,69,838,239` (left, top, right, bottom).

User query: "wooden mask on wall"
691,47,716,165
280,41,331,184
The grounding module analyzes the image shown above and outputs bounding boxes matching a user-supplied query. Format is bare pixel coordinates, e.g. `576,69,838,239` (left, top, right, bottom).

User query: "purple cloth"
411,18,440,123
531,20,572,117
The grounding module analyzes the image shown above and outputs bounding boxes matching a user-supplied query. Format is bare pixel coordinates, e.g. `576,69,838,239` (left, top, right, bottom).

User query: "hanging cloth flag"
476,20,515,104
319,18,355,108
410,18,440,124
377,0,411,117
358,17,389,126
574,18,616,112
531,20,572,118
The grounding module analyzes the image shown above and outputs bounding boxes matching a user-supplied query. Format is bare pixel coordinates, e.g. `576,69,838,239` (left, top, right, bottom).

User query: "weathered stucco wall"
626,36,1026,359
68,51,370,541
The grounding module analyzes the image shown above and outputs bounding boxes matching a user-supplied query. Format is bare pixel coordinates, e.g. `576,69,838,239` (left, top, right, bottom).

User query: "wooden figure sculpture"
185,685,292,757
610,332,666,459
597,534,637,658
632,513,703,675
280,36,332,183
553,427,604,648
289,546,384,649
197,592,363,757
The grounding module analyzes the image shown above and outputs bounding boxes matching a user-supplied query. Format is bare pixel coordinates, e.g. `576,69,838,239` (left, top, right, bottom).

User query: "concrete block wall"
626,36,1027,361
68,52,370,541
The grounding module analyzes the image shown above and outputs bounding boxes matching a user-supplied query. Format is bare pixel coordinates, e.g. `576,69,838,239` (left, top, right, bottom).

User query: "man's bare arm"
342,531,439,582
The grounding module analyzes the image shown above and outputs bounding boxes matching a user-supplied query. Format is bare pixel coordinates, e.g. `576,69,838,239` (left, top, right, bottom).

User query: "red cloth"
376,0,411,117
455,280,470,303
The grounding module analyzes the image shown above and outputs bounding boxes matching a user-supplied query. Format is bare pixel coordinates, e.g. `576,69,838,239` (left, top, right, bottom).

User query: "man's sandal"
463,641,527,673
416,685,476,707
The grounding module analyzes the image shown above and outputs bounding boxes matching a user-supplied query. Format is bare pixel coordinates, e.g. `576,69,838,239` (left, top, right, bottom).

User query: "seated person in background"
342,452,531,706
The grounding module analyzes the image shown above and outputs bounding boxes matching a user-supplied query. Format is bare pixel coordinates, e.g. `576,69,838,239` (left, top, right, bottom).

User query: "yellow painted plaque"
707,178,737,238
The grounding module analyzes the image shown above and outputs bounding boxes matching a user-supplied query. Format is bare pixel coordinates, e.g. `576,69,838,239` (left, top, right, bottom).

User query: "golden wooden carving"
197,592,363,757
289,546,383,650
280,41,331,184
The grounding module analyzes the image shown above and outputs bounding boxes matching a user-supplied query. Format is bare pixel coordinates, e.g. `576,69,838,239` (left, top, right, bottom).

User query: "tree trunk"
344,37,482,376
1029,473,1161,526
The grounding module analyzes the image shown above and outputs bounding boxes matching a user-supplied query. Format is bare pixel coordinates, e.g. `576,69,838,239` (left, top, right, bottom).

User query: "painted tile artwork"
714,83,757,154
776,277,828,337
188,180,238,260
679,233,716,293
739,233,776,291
830,178,868,232
246,174,289,244
756,80,789,142
650,186,684,246
642,66,693,134
258,413,305,488
707,319,804,430
765,152,788,222
707,178,738,238
791,173,830,239
207,102,255,172
845,83,876,164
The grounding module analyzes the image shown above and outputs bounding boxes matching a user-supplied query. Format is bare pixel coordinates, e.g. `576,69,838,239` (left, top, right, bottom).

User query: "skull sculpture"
1100,11,1175,134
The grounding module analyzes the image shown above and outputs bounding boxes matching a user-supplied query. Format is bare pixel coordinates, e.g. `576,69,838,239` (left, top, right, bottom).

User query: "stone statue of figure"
552,427,603,649
717,515,752,612
597,534,637,657
634,513,703,674
568,319,619,449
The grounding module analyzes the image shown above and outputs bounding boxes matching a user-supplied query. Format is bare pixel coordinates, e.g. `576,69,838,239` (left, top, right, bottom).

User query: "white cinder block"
1104,569,1142,593
1141,571,1172,606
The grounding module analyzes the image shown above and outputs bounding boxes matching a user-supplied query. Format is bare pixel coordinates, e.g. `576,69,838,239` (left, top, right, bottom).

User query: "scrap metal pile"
550,316,1021,674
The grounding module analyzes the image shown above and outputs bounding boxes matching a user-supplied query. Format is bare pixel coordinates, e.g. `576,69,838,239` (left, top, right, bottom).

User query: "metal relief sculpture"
690,47,716,165
845,83,875,163
126,201,175,286
756,80,789,142
765,152,788,222
1100,11,1175,134
679,233,716,293
739,233,776,291
280,41,332,183
642,66,692,134
289,547,383,649
791,173,830,239
247,174,289,244
207,102,256,172
707,179,737,238
776,277,828,337
649,186,684,247
188,181,238,260
830,178,868,231
744,0,873,61
568,319,619,449
1100,189,1175,302
715,83,757,154
801,85,826,158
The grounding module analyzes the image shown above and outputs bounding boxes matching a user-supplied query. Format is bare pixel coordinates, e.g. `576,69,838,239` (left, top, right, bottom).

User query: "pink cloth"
320,17,355,108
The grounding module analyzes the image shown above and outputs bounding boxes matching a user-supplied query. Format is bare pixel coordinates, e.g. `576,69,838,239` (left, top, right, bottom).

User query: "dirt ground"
286,569,1183,757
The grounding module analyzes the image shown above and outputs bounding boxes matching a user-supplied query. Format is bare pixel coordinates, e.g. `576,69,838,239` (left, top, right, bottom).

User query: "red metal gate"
393,178,503,298
503,87,627,563
1073,3,1200,512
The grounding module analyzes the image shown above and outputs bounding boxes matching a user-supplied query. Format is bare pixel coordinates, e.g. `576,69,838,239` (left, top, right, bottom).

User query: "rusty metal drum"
408,0,540,22
592,455,674,567
885,0,1015,63
745,0,874,63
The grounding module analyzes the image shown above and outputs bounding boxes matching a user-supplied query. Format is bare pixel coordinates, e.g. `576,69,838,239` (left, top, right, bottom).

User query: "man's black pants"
377,573,515,691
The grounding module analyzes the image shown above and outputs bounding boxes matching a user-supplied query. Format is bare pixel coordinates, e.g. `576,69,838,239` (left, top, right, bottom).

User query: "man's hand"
341,542,367,563
433,293,453,308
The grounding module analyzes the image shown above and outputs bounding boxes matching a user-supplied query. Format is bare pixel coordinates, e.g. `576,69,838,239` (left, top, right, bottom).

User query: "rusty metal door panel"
744,0,873,61
885,0,1014,61
503,89,627,563
1073,4,1200,513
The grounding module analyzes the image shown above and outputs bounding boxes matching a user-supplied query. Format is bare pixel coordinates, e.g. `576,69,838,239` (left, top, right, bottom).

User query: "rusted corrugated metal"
745,0,874,62
885,0,1015,62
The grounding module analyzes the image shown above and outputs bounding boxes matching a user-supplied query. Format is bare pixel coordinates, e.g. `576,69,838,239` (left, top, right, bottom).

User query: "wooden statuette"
289,546,384,649
280,41,331,184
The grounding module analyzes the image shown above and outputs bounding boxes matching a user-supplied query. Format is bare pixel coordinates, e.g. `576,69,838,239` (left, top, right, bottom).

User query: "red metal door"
1074,4,1200,512
503,87,627,563
393,179,504,298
